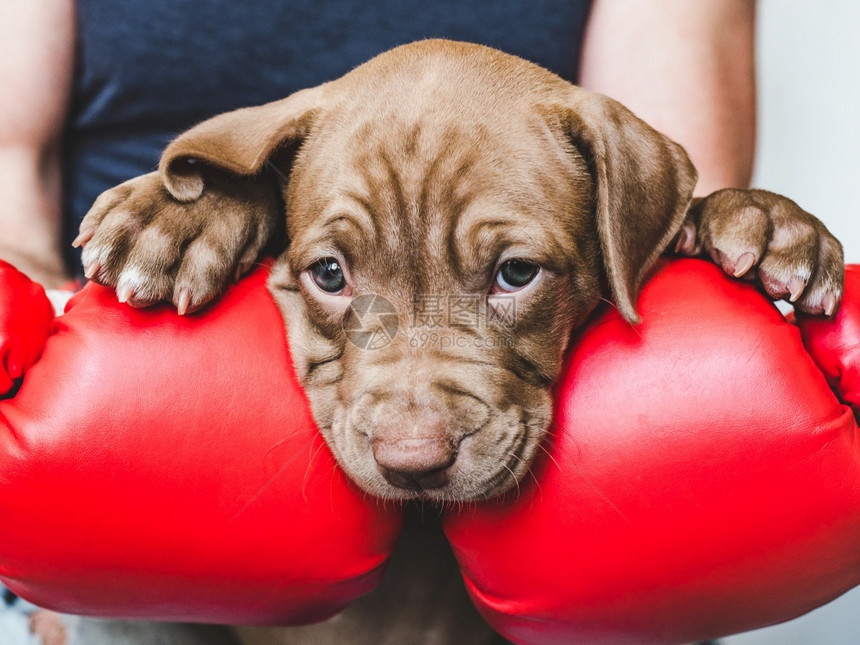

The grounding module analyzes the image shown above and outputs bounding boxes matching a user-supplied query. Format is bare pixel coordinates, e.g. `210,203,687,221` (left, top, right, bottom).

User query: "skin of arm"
0,0,75,287
578,0,757,195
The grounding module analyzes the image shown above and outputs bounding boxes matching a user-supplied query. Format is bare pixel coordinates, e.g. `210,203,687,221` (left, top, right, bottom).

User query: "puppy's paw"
76,171,278,313
676,188,844,316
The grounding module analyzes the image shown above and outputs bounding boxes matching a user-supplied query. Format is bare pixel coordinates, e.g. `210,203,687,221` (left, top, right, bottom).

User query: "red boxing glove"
444,260,860,645
796,265,860,413
0,261,54,395
0,264,403,624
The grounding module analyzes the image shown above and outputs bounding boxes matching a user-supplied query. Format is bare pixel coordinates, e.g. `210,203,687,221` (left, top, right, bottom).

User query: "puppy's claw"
117,284,133,304
176,290,191,316
84,259,101,281
823,292,838,317
234,261,252,284
72,227,95,248
673,224,698,256
788,277,806,303
733,252,756,278
674,228,690,254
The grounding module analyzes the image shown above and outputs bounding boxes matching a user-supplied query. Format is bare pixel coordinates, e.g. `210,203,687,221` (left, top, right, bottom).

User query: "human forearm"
0,0,74,286
579,0,756,195
0,145,68,286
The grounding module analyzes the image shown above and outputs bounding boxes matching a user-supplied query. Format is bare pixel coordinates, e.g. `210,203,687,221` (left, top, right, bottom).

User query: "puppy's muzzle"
346,381,491,495
372,435,458,491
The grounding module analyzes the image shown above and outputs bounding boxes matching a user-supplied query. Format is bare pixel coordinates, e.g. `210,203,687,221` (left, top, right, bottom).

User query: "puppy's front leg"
76,169,281,313
673,188,844,315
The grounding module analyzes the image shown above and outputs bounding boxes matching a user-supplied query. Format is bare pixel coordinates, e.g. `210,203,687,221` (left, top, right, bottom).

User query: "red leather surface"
0,261,54,394
796,265,860,413
444,259,860,645
0,264,403,624
2,259,859,641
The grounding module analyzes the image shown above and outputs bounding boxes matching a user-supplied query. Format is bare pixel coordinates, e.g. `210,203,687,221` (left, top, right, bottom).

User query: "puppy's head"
159,40,696,501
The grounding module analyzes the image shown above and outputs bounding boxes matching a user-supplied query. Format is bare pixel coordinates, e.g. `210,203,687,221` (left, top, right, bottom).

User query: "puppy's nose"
371,437,457,491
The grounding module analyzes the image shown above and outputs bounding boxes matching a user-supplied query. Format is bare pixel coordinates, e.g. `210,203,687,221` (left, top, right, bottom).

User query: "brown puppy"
74,39,843,644
76,40,842,505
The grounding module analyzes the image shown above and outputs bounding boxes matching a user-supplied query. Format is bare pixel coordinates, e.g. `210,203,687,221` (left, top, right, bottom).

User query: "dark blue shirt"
65,0,593,268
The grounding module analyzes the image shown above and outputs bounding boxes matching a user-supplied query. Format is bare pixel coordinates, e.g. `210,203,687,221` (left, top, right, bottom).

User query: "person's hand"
29,610,69,645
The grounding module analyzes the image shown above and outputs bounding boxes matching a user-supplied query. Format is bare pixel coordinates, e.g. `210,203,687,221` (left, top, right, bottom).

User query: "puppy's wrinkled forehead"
285,54,592,292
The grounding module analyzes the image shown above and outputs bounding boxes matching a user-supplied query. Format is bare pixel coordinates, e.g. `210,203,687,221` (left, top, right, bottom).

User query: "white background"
751,0,859,262
725,3,859,642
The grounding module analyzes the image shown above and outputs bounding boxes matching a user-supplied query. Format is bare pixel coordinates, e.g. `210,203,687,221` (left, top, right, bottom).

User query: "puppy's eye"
494,259,540,292
309,257,347,294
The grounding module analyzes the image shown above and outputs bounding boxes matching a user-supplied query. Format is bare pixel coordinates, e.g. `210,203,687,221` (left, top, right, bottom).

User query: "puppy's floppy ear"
557,88,697,323
157,83,331,202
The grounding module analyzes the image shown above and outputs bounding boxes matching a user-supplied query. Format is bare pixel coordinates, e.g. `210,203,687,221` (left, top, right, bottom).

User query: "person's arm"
578,0,756,195
0,0,75,287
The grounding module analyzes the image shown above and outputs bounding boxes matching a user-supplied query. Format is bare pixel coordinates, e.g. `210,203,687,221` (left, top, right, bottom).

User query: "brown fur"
75,40,843,643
